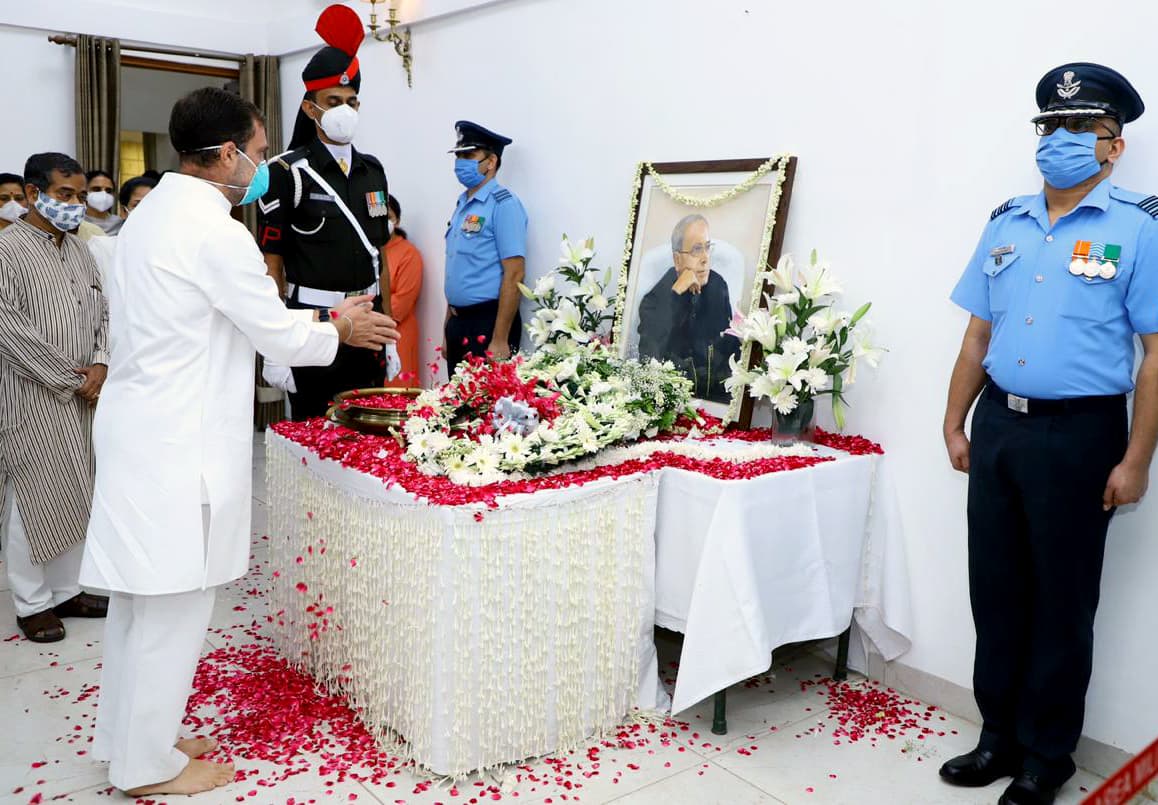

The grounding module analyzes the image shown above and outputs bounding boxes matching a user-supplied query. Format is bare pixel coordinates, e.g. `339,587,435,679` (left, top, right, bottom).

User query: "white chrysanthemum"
769,385,799,415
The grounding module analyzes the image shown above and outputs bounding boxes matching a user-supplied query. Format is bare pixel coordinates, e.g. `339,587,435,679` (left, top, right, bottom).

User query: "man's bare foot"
176,737,218,758
124,758,235,797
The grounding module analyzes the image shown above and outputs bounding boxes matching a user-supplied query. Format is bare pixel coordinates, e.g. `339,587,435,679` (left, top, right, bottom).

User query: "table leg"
834,626,851,681
711,689,727,735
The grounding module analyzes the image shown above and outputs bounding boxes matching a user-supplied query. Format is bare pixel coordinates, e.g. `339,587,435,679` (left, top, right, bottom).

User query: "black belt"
984,380,1125,416
449,299,500,316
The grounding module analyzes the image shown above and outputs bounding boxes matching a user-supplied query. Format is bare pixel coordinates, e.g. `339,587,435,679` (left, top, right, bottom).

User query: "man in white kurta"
80,87,397,797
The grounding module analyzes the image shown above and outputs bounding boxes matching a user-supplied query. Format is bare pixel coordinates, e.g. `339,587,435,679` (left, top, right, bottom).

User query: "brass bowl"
326,387,423,436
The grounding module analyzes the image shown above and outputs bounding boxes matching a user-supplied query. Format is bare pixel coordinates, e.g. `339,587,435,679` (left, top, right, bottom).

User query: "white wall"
282,0,1158,753
0,25,76,172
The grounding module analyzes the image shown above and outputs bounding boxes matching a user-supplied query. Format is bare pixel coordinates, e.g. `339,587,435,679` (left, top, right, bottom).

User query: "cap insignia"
340,72,350,86
1057,71,1081,100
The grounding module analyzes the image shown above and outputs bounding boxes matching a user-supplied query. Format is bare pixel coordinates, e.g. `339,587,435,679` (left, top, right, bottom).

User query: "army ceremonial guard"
443,121,528,376
258,4,397,419
941,63,1158,805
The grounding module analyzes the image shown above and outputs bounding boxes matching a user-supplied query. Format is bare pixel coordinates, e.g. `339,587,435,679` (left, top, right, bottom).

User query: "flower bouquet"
401,236,697,485
724,251,883,434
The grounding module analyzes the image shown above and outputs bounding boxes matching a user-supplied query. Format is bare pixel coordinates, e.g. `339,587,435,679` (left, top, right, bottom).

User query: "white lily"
526,313,553,347
772,289,800,306
852,327,885,369
799,260,843,300
764,350,808,386
576,274,601,299
748,373,783,400
533,273,557,296
807,307,849,336
767,254,796,292
550,299,591,342
808,344,834,368
558,236,595,266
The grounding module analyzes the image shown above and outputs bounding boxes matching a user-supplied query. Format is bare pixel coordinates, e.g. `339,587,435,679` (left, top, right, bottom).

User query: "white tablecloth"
265,432,664,777
653,448,913,713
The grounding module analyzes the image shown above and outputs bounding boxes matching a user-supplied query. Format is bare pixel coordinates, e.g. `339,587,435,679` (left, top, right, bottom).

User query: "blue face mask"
194,145,269,205
455,157,486,189
237,151,270,206
1035,129,1105,189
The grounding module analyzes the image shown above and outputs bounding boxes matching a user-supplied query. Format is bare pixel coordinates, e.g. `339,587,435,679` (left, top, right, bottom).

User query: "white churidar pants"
2,480,83,618
92,505,218,791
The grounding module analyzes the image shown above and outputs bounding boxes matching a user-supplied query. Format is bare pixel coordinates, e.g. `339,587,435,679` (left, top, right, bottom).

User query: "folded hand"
74,364,108,404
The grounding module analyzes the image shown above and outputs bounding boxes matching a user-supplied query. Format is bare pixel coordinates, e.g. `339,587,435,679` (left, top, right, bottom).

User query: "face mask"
237,151,270,206
0,200,25,222
312,102,359,144
33,191,87,232
195,146,269,206
455,157,487,189
1035,129,1106,189
87,190,115,213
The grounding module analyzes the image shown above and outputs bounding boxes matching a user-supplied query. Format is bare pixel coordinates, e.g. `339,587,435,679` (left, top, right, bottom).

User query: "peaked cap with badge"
288,4,366,150
448,121,514,158
1031,62,1144,124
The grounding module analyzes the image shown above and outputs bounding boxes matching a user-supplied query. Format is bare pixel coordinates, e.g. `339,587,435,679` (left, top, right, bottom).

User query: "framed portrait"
611,157,797,426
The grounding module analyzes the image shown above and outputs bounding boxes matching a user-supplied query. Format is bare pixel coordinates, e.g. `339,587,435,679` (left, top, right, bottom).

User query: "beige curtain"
241,54,289,430
74,35,121,175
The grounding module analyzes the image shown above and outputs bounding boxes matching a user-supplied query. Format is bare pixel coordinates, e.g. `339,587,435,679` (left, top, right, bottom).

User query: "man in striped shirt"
0,152,110,643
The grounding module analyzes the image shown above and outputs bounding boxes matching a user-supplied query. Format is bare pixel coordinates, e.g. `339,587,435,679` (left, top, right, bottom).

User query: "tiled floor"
0,435,1140,805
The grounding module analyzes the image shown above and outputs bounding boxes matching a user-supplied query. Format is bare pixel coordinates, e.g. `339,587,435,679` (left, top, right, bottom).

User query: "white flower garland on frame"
611,156,794,423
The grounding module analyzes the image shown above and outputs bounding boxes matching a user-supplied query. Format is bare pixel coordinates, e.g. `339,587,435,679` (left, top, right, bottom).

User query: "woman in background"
84,170,123,235
384,194,423,386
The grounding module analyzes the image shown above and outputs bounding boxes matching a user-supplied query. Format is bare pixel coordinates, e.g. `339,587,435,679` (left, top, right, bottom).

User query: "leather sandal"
16,609,66,643
53,592,109,618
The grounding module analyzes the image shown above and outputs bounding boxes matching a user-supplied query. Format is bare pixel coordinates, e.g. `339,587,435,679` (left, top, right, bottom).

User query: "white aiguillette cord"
292,159,400,380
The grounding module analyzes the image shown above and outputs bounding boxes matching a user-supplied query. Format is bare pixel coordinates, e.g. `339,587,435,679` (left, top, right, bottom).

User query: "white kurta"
81,173,339,595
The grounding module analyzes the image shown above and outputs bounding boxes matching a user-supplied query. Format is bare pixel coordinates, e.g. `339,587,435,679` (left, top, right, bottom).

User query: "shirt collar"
9,216,54,241
1023,177,1113,229
462,179,497,205
308,137,365,172
165,171,234,213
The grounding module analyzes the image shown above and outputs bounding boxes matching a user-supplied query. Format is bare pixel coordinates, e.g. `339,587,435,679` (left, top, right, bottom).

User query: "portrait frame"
611,156,798,427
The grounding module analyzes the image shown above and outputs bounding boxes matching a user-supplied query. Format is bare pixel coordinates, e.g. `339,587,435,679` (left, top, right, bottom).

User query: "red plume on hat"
316,4,364,58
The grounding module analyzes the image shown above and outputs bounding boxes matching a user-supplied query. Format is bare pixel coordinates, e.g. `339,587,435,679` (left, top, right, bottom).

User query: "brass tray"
326,387,422,436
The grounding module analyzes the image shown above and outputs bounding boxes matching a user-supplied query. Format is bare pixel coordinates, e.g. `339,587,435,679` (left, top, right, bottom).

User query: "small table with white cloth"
651,442,913,732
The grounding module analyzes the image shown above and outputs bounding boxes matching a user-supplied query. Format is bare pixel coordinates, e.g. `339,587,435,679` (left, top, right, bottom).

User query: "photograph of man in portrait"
636,213,741,402
616,172,779,414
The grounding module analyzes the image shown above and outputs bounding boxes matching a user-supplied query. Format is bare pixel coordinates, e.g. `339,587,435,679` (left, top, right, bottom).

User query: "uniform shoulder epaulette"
1138,195,1158,219
272,147,306,170
359,152,383,171
989,198,1015,220
492,187,513,203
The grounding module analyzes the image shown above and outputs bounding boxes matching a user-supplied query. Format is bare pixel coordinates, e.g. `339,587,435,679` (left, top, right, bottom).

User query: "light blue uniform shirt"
444,180,528,307
951,179,1158,399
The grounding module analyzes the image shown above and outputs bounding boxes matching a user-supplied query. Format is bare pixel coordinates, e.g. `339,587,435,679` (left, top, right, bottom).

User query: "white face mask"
87,190,116,213
0,199,26,222
312,102,359,145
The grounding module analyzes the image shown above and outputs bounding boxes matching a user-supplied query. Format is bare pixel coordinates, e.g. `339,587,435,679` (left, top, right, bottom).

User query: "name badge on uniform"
365,190,389,218
309,192,335,202
462,214,485,234
1069,240,1121,281
989,244,1015,266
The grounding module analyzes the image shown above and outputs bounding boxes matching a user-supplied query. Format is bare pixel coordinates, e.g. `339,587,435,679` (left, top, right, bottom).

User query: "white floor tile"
0,594,105,679
713,704,1106,805
608,763,784,804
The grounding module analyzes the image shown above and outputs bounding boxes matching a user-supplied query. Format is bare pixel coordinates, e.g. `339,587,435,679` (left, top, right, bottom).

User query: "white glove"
383,343,402,382
262,358,297,393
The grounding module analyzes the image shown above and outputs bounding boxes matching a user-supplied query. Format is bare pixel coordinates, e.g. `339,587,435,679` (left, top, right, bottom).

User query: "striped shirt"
0,217,108,563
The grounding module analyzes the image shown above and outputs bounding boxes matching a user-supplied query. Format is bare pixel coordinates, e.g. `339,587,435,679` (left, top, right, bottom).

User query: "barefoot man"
79,87,399,797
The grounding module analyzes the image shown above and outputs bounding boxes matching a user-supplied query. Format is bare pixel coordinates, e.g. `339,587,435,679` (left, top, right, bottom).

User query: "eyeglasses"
679,241,714,258
1034,116,1121,138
